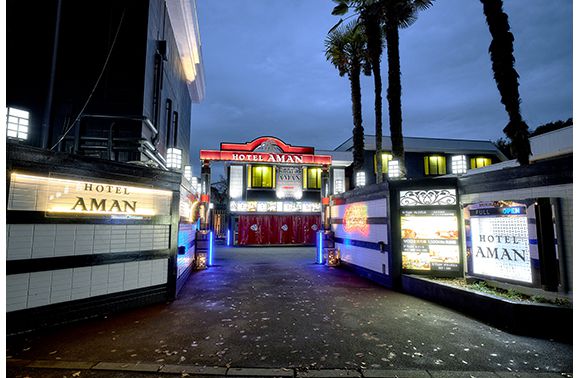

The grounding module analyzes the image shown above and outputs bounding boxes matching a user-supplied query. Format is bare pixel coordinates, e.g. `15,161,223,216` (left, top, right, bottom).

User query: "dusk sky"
191,0,572,174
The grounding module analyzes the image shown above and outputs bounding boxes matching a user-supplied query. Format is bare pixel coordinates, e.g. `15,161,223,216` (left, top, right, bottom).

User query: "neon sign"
343,204,369,236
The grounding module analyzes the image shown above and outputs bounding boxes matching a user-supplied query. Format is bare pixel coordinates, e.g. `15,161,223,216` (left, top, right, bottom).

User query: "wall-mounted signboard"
465,201,535,284
401,209,460,272
8,173,173,217
397,187,462,276
230,200,321,213
276,166,303,199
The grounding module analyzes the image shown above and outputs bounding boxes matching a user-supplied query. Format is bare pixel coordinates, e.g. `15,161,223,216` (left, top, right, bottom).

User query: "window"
172,111,179,147
471,157,492,169
250,165,274,188
306,167,322,189
6,107,29,141
388,159,401,178
152,54,163,126
356,171,366,187
374,152,393,174
184,165,192,182
165,99,173,148
424,155,446,175
333,168,345,194
451,155,467,175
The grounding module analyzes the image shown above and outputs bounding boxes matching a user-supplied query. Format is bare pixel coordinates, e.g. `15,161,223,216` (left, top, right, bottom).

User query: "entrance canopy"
200,136,332,165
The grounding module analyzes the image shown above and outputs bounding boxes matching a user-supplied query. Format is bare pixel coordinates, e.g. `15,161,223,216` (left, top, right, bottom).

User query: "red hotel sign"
200,150,331,165
200,136,332,165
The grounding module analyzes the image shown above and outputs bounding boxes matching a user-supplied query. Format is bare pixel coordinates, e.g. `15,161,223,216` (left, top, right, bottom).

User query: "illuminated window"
424,155,446,175
6,107,29,141
356,171,366,187
184,165,192,182
306,167,322,189
374,152,393,174
451,155,467,175
250,165,274,188
470,157,492,169
388,159,401,178
167,148,182,170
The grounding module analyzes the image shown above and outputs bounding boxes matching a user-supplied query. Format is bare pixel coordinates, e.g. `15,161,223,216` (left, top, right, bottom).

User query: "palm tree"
332,1,385,183
361,4,386,183
325,21,371,171
480,0,531,165
381,0,433,176
332,0,433,178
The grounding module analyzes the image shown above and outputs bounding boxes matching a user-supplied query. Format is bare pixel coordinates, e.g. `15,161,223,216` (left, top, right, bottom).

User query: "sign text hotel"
8,173,173,216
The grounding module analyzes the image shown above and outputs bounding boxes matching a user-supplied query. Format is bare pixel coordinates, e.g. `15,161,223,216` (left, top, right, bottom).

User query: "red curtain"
237,214,321,246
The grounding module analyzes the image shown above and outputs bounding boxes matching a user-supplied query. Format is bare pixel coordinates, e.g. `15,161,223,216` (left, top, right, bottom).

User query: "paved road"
7,246,573,375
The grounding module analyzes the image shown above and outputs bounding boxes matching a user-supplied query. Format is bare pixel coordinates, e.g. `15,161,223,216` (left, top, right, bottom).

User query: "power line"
50,7,126,151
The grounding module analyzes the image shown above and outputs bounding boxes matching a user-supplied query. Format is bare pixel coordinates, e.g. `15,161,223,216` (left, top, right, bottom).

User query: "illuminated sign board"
276,166,303,199
230,200,321,213
200,150,332,165
467,202,532,283
343,204,369,236
401,209,460,272
8,173,172,217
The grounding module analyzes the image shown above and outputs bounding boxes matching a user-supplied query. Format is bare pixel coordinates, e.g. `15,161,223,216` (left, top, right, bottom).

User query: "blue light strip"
317,231,323,264
209,231,214,266
227,229,231,246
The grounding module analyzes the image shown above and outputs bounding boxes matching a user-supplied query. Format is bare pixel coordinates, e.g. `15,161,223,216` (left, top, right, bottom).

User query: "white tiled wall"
331,198,388,219
337,242,389,274
7,224,170,260
6,259,169,312
331,199,390,275
177,223,196,278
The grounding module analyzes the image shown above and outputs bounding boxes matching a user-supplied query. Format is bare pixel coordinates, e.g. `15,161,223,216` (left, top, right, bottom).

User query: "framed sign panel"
464,200,540,286
396,186,463,277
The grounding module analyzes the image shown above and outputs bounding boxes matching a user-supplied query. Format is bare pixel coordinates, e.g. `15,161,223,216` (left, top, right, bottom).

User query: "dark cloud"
190,0,572,175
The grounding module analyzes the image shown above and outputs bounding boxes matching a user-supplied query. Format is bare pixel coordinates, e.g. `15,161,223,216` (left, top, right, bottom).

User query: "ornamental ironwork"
399,189,457,207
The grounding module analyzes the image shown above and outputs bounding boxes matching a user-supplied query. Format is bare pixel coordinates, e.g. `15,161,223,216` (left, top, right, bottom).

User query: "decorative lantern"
326,248,340,266
167,147,182,170
195,252,207,270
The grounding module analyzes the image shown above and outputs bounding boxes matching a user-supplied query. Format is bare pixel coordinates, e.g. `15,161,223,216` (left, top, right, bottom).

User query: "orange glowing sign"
343,204,369,235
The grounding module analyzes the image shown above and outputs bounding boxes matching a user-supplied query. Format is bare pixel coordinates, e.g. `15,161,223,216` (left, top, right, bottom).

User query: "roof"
315,150,353,167
334,135,506,159
165,0,205,102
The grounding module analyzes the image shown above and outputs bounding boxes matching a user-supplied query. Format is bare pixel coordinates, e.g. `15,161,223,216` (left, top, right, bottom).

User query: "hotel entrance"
235,214,320,246
200,136,333,247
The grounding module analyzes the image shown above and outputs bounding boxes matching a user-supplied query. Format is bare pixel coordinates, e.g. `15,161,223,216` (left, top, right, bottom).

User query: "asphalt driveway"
7,246,573,375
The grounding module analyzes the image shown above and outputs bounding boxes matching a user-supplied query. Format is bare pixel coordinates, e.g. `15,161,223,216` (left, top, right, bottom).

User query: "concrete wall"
143,0,192,166
331,198,389,274
329,184,391,284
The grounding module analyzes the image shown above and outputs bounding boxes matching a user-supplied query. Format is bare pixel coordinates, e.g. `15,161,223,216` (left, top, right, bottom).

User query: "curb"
5,359,570,378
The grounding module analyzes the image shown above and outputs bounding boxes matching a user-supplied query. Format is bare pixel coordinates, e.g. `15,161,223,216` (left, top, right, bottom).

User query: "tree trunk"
481,0,530,165
364,13,384,183
385,20,405,175
350,64,364,171
373,61,383,183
